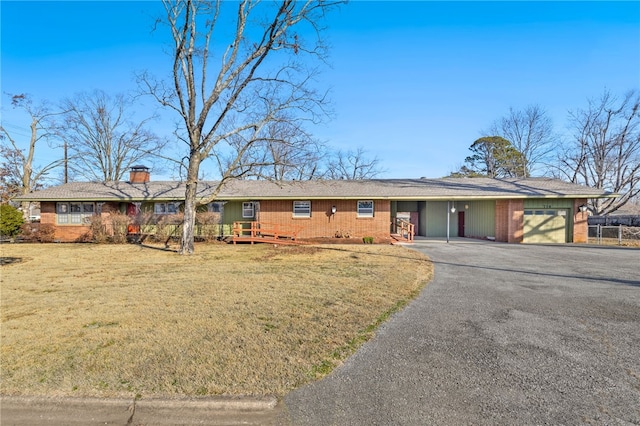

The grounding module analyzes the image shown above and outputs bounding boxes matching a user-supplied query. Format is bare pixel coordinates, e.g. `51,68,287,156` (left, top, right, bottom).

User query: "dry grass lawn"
1,243,432,398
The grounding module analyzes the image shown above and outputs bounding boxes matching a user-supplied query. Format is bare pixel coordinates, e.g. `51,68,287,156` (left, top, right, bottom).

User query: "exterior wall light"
579,204,588,213
331,206,337,215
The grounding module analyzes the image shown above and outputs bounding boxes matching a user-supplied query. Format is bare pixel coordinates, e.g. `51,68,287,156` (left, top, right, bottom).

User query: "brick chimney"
129,165,150,183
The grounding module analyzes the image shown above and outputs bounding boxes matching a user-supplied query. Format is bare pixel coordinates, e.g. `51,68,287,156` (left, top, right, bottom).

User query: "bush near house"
0,204,24,238
18,223,55,242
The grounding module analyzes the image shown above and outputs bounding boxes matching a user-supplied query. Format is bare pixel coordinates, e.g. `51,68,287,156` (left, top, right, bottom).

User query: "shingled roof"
14,177,613,202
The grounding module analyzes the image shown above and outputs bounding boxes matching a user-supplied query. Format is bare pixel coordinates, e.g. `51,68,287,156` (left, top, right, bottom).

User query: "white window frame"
293,200,311,218
242,202,255,218
357,200,374,217
57,202,94,224
154,202,179,215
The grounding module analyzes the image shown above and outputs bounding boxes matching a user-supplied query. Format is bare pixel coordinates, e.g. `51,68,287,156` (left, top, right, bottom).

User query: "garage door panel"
524,210,567,243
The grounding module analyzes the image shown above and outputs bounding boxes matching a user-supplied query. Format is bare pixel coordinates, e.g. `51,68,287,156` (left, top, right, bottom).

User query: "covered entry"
523,209,568,243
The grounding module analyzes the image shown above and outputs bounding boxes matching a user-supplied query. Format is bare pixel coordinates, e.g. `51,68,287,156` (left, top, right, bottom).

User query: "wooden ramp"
232,221,304,245
391,219,415,243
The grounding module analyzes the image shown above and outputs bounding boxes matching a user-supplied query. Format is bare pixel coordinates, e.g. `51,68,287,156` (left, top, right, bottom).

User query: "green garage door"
523,209,568,243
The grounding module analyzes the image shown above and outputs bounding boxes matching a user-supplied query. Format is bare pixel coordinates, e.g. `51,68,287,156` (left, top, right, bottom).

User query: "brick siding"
258,199,391,239
495,199,524,243
572,198,588,243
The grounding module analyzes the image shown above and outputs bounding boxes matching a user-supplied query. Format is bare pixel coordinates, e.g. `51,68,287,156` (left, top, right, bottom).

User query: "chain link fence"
588,225,640,246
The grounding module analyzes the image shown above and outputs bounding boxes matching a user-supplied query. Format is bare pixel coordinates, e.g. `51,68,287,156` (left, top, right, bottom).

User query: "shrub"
109,212,131,244
1,204,24,238
88,215,109,244
335,230,352,238
196,212,221,241
363,236,374,244
155,213,183,242
19,222,55,243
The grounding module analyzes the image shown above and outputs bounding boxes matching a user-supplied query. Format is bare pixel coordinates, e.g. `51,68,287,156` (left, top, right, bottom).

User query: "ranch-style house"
14,166,613,244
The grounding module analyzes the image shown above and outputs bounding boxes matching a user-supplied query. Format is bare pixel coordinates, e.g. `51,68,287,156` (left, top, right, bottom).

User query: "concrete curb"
0,395,280,425
1,395,278,410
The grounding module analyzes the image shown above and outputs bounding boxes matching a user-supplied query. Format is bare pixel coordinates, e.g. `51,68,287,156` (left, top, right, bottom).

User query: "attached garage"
523,209,569,243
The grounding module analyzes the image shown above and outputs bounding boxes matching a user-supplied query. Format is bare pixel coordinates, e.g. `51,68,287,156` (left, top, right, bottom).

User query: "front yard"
0,243,432,398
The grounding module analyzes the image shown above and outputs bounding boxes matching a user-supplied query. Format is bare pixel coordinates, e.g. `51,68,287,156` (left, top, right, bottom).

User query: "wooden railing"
232,221,304,244
394,218,415,242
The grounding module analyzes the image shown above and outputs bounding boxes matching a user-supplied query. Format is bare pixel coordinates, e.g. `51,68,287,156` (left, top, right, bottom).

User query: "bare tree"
225,117,328,181
139,0,343,254
325,147,384,180
60,90,165,182
556,89,640,215
487,104,555,176
0,94,63,207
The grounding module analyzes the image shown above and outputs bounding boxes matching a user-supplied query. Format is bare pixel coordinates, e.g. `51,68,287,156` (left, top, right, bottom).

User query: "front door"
458,211,465,237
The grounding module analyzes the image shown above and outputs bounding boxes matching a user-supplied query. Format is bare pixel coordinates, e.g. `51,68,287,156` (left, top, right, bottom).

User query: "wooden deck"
232,221,304,245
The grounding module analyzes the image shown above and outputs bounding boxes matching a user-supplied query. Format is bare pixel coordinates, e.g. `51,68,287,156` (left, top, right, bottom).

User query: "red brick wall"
40,201,123,242
495,199,524,243
258,199,391,239
572,198,588,243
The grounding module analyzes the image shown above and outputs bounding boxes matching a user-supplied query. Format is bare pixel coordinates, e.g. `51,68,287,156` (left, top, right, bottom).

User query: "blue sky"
2,1,639,180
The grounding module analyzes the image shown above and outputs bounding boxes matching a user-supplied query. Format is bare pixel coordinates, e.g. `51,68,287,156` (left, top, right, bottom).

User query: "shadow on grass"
0,257,23,266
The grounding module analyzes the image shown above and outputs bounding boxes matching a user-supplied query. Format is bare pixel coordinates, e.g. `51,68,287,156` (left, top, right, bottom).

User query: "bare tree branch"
556,89,640,215
139,0,344,254
0,93,65,205
487,104,556,176
59,90,167,182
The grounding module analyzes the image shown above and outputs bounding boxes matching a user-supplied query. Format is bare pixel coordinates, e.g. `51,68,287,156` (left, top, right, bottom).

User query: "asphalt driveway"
280,241,640,425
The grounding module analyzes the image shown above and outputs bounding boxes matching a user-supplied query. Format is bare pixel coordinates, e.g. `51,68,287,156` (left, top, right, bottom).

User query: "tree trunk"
180,155,201,255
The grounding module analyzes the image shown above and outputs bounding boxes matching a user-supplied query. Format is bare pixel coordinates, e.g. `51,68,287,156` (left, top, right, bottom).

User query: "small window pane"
167,203,178,214
243,202,254,218
358,200,374,217
293,201,311,217
83,203,94,213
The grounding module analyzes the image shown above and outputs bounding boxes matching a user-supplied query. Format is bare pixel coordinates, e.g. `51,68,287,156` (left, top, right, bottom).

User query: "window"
243,202,255,218
57,202,94,224
208,202,224,213
293,201,311,217
154,202,179,214
357,200,374,217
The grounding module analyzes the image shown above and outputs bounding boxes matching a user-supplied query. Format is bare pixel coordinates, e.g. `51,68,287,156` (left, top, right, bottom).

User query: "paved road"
279,241,640,425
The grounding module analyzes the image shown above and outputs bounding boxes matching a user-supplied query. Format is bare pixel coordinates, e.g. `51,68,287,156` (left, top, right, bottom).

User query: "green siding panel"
424,202,454,237
396,201,419,212
460,201,496,239
222,201,244,224
524,199,573,209
422,200,495,238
